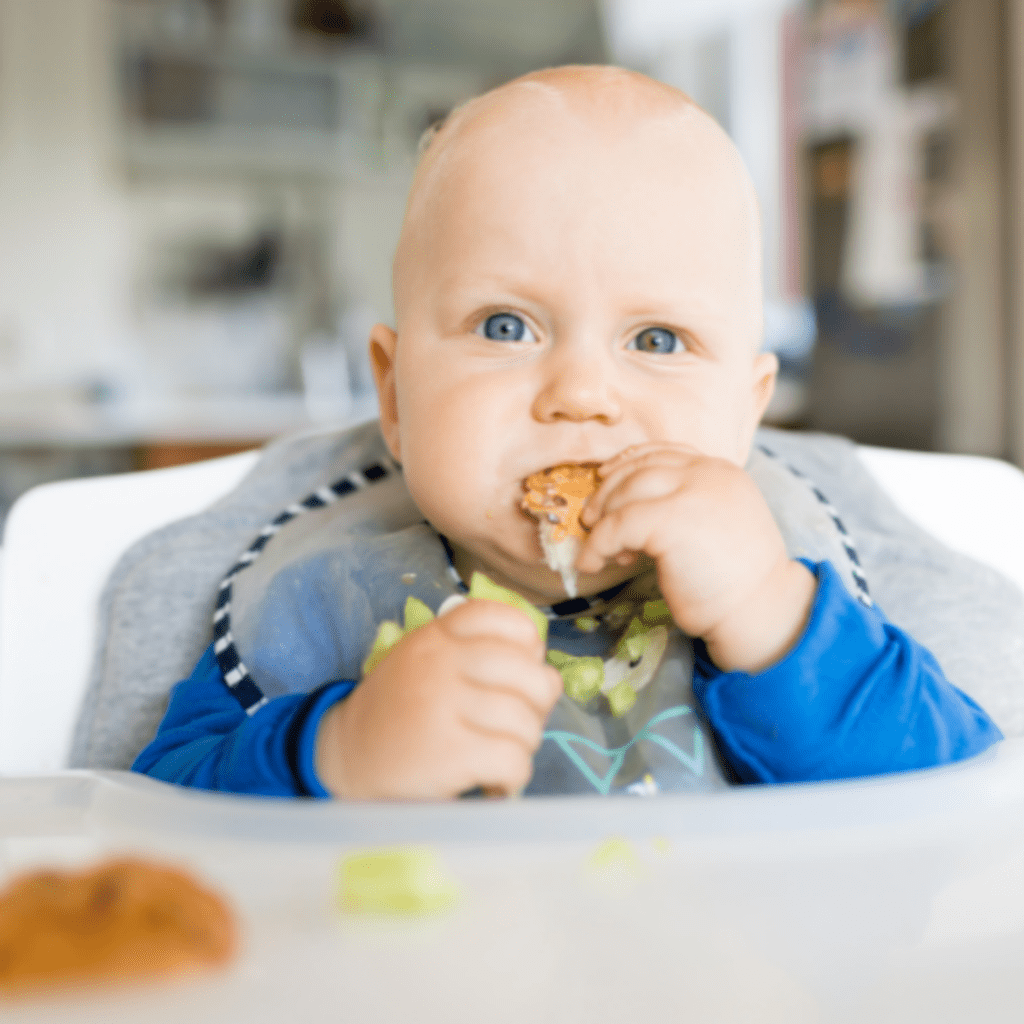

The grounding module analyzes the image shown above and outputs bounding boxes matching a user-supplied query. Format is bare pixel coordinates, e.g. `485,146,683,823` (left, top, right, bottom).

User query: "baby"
132,66,1000,799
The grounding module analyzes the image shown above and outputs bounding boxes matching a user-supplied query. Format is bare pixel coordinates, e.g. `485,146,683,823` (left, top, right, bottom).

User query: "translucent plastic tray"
4,745,1024,1024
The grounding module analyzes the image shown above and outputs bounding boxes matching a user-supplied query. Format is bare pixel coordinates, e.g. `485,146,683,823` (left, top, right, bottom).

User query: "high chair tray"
3,748,1024,1023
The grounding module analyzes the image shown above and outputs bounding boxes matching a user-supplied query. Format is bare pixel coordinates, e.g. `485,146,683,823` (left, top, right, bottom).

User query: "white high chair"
0,450,259,775
4,442,1024,1024
1,444,1024,776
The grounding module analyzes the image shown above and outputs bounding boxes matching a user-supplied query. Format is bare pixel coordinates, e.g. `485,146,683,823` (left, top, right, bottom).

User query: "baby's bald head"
369,67,778,591
393,65,763,345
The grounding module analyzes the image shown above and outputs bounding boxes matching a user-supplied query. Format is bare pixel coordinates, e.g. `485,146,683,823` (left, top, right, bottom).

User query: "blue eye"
631,327,682,354
478,312,534,342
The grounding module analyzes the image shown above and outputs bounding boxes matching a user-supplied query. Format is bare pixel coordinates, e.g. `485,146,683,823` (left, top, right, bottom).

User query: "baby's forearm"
693,559,1002,781
701,556,816,674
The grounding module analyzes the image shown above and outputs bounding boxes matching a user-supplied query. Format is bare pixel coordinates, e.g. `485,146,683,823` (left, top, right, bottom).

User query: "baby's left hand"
577,443,816,673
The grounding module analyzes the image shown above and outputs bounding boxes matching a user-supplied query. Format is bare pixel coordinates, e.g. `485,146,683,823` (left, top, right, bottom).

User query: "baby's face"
371,68,777,604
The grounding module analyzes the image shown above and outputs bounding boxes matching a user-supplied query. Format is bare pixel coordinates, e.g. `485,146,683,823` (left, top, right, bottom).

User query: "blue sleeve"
131,644,356,798
692,560,1003,783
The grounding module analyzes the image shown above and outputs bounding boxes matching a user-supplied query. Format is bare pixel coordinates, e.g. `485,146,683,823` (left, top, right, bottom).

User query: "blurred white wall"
0,0,134,388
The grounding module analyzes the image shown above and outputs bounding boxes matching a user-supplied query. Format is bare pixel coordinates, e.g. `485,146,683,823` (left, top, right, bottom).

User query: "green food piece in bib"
560,656,604,704
575,616,600,633
607,679,638,717
641,599,672,625
546,648,573,668
403,595,434,632
338,847,459,915
468,572,548,644
361,619,405,675
604,602,633,629
616,617,650,663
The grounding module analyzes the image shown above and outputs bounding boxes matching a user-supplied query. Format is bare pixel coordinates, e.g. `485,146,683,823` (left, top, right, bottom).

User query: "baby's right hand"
314,600,562,800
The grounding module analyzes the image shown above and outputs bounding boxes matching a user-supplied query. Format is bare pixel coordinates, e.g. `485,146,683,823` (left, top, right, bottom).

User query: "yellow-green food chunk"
605,602,633,629
607,679,638,717
641,599,672,625
616,617,651,662
560,656,604,704
588,836,641,874
574,616,599,633
546,648,573,668
403,595,434,632
361,619,404,675
338,847,458,915
468,572,548,643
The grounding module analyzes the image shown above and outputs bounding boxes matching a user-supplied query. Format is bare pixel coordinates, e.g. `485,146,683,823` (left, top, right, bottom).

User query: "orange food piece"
0,857,237,997
521,463,600,542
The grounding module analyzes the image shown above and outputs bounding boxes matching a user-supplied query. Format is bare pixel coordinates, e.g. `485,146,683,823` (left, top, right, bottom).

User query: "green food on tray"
338,847,459,915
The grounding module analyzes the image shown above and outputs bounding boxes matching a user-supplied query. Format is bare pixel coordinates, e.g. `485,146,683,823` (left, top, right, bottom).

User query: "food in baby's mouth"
521,463,600,597
0,857,236,997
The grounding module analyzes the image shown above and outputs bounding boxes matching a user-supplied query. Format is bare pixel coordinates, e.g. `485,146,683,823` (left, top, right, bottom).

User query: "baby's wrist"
701,557,817,674
314,699,355,799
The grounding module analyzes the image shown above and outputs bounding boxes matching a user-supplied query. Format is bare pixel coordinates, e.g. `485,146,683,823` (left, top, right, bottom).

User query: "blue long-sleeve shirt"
132,560,1002,796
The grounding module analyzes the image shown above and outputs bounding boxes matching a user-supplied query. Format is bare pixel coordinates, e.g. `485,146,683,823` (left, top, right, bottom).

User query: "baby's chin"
443,510,648,604
486,554,647,607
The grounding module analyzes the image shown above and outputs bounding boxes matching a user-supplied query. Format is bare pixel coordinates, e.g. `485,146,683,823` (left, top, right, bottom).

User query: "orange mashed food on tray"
0,857,237,998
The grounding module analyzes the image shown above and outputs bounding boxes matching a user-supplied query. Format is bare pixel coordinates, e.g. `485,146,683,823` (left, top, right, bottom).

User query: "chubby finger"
598,441,702,479
439,597,546,651
459,643,563,714
577,500,660,572
583,459,693,529
466,735,536,796
585,450,699,526
459,687,548,751
598,465,693,521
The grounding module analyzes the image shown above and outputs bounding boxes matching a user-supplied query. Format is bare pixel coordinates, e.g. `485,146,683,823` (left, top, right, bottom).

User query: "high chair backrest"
0,444,1023,775
0,451,259,775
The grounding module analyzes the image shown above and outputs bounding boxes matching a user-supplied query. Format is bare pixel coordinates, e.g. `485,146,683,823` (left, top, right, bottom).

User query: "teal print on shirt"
542,705,704,795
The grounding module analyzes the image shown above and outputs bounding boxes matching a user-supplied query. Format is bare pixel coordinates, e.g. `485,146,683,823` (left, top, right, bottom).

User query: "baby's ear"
751,351,778,422
369,324,401,461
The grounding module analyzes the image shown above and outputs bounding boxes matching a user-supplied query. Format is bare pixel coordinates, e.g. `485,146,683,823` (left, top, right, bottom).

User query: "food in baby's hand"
468,571,549,643
361,597,438,676
338,847,458,915
0,857,236,997
403,595,434,632
521,463,600,597
362,619,405,675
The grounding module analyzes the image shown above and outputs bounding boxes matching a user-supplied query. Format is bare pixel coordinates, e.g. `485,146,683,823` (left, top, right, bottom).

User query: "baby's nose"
531,351,622,425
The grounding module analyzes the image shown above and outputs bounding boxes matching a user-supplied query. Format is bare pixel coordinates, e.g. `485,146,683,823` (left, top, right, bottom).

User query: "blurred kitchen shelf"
0,392,379,448
118,38,383,179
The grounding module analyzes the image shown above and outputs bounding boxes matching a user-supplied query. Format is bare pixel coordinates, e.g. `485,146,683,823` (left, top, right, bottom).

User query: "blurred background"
0,0,1018,528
